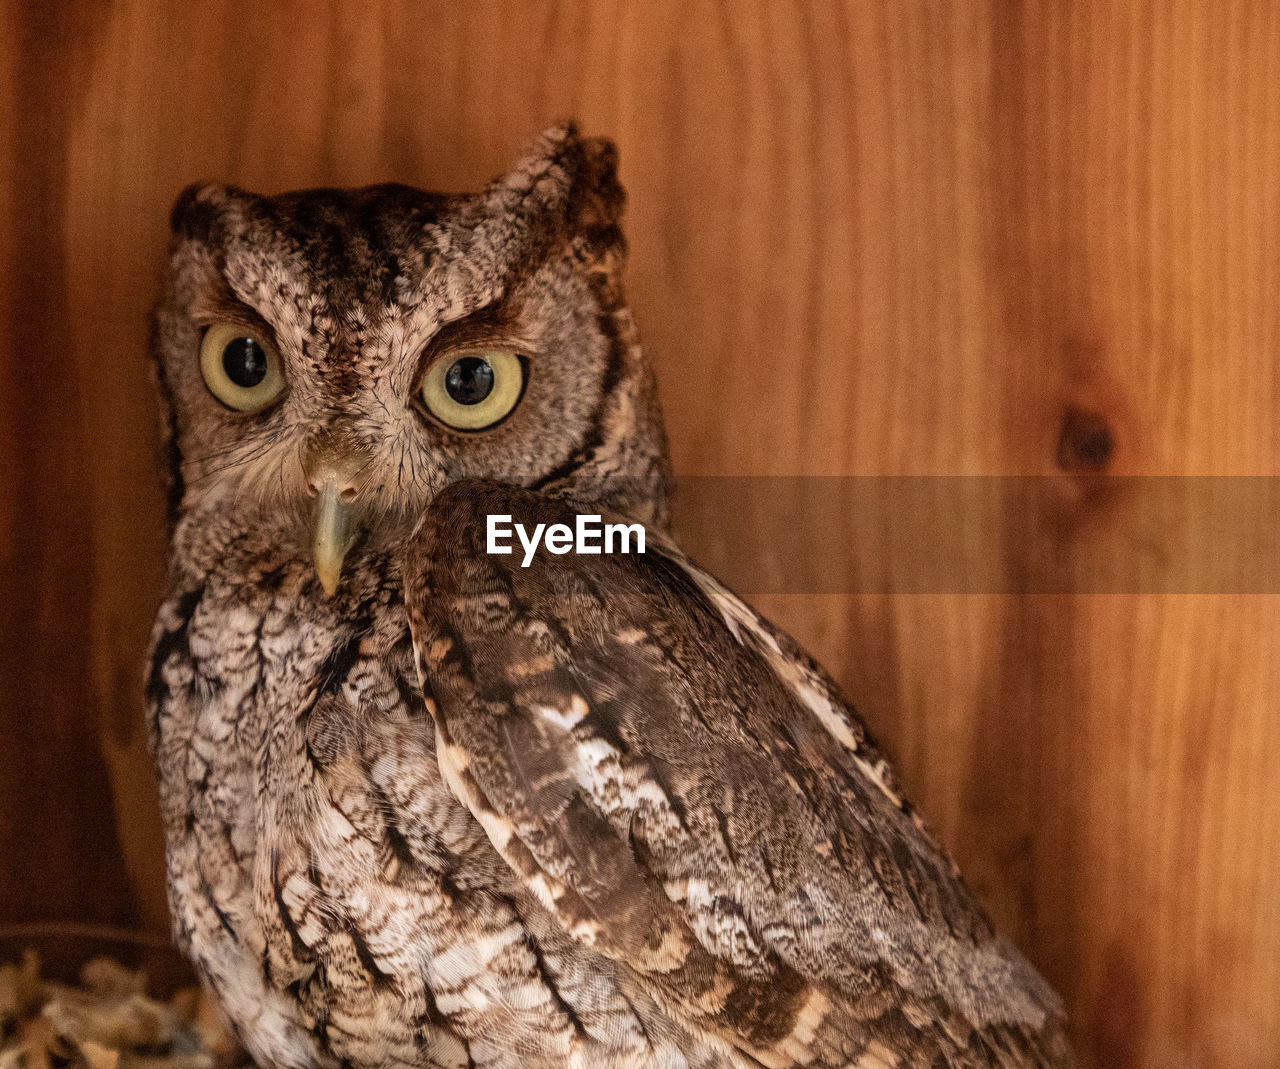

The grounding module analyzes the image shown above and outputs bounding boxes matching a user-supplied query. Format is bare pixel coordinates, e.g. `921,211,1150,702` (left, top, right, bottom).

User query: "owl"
146,124,1073,1068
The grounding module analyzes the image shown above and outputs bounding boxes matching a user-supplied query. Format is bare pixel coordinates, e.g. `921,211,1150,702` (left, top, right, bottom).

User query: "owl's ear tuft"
489,123,625,254
492,123,581,197
565,134,625,256
169,182,250,244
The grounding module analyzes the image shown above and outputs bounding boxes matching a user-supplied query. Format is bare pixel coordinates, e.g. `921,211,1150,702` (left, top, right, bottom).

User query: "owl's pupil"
222,337,268,388
445,357,495,405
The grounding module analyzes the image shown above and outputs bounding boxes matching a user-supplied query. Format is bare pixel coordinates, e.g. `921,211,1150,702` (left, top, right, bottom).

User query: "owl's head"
154,124,670,594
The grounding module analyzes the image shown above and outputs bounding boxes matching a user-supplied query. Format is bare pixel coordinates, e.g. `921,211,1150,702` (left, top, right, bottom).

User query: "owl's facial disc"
157,130,674,585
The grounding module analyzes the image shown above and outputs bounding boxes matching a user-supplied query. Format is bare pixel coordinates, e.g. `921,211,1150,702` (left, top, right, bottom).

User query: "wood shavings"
0,952,247,1069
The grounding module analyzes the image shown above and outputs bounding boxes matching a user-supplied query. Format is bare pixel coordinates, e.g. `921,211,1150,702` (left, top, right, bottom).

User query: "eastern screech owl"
147,125,1073,1068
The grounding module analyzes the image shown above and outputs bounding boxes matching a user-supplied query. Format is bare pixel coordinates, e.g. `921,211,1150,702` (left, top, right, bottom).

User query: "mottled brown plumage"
148,124,1073,1067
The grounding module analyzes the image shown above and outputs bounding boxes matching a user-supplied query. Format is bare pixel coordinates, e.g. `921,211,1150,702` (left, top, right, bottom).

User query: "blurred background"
2,3,1278,1067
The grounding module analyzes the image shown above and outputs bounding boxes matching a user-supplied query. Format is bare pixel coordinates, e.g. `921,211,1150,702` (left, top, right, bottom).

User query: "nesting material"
0,952,247,1069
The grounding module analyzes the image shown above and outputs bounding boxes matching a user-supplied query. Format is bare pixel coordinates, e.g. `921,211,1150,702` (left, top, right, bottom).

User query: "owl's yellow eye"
199,323,285,412
419,350,525,431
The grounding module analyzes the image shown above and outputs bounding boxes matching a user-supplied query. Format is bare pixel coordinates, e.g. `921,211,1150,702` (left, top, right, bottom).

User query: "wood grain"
1,2,1277,1065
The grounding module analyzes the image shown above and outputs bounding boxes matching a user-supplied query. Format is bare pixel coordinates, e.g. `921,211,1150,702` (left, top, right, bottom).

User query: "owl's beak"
312,476,358,597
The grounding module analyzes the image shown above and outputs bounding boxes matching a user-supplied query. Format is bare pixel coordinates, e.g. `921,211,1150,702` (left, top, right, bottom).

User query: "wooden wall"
2,2,1278,1066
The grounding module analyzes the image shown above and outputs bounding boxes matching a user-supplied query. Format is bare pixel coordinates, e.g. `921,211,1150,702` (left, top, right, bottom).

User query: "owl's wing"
402,481,1072,1067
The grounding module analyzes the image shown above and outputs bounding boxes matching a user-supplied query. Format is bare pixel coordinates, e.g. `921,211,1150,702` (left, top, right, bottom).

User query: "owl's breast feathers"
402,481,1074,1068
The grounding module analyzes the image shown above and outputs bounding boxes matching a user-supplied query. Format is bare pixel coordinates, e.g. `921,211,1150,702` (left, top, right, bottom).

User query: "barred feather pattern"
401,482,1074,1068
148,511,745,1069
